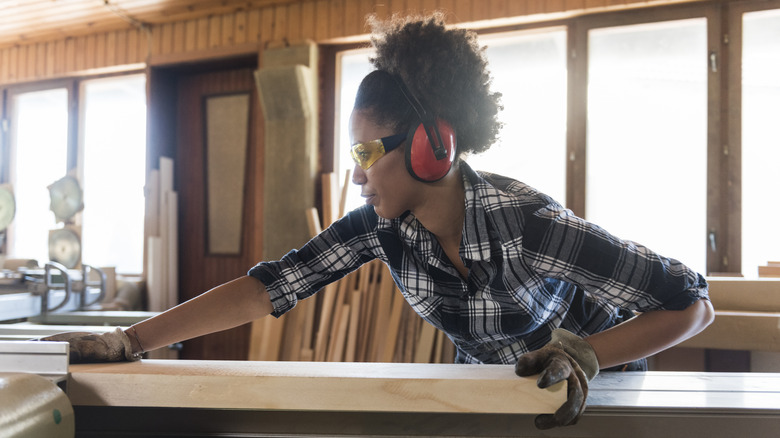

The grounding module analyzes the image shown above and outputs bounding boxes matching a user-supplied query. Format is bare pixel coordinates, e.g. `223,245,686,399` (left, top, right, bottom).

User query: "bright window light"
9,88,69,264
741,9,780,277
586,18,708,274
80,74,147,274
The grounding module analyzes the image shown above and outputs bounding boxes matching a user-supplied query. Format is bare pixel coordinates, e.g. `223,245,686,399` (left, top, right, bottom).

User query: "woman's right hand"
39,327,140,363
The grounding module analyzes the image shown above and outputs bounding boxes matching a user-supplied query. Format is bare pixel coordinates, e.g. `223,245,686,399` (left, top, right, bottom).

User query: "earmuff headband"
391,75,448,161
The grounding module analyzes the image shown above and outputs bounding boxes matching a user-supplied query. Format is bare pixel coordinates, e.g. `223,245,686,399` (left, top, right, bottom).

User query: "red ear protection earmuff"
393,75,456,182
406,119,456,182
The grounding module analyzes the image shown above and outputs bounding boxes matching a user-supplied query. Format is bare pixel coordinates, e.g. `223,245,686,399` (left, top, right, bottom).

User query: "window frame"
0,69,146,271
322,0,780,277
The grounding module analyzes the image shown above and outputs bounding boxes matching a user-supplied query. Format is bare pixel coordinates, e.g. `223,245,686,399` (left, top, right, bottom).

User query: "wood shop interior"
0,0,780,436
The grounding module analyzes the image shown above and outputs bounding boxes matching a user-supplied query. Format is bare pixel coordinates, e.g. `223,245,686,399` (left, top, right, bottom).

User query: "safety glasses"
350,133,406,170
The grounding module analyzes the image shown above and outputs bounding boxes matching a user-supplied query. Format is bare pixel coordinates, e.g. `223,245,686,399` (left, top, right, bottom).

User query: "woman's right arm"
126,275,272,354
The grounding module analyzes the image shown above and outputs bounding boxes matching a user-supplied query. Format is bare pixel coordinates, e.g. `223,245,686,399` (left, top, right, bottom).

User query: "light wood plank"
706,277,780,312
68,360,565,414
680,310,780,352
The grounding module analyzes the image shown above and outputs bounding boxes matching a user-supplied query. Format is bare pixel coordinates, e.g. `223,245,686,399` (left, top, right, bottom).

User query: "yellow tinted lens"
350,140,386,170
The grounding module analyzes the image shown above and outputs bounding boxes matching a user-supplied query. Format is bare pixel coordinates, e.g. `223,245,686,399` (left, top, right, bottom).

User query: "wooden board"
67,360,565,414
679,310,780,352
707,277,780,311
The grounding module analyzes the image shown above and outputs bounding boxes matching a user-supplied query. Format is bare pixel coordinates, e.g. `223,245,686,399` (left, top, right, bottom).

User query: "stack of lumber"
144,157,179,360
758,261,780,278
679,277,780,352
249,171,455,364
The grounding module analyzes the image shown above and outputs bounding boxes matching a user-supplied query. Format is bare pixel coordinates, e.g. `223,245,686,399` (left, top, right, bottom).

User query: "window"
2,73,147,274
741,8,780,277
7,88,69,264
586,18,708,274
331,3,780,277
79,74,147,274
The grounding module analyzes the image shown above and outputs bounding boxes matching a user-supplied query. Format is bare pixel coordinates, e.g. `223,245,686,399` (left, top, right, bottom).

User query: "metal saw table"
65,360,780,438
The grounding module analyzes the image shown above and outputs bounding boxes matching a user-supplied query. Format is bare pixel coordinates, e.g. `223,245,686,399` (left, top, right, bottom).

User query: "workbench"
67,360,780,437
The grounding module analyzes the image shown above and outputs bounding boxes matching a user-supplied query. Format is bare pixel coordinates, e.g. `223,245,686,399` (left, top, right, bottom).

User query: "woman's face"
349,109,421,219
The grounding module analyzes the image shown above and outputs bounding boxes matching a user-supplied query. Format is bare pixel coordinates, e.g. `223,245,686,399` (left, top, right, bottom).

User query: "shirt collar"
375,162,497,263
460,162,495,262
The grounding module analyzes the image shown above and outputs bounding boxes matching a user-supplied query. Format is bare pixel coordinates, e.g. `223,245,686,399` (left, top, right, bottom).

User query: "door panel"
175,66,263,360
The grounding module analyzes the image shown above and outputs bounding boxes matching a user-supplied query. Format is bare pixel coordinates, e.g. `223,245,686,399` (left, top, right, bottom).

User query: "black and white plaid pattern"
249,163,709,364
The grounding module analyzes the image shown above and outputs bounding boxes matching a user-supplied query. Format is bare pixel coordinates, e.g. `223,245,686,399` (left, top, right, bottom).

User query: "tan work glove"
514,328,599,429
39,327,140,363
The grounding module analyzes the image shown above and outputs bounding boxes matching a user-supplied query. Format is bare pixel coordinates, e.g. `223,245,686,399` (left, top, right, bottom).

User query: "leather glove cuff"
549,328,599,380
112,327,141,362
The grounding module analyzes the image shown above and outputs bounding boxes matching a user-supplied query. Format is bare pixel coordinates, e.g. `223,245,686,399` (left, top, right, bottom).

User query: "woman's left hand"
514,329,599,429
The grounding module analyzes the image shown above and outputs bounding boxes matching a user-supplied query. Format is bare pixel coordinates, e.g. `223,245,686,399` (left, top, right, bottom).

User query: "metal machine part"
0,263,106,322
0,341,73,438
0,373,74,438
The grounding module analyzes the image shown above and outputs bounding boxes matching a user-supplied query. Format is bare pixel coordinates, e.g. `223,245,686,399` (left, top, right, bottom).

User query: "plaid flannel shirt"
248,162,709,364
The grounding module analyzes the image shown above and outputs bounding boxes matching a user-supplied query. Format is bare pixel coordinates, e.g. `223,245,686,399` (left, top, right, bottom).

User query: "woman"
46,14,714,429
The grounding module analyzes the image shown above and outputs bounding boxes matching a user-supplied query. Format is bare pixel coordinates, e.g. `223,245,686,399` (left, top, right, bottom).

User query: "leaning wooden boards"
68,360,565,414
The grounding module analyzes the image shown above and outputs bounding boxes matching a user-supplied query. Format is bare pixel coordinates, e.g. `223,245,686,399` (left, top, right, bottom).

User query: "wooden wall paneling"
585,0,608,9
344,0,364,36
315,0,331,40
272,5,289,41
221,13,235,46
0,0,726,85
247,9,262,42
329,0,346,39
234,10,248,45
260,7,275,44
358,0,377,26
209,15,222,48
565,0,586,12
36,43,46,79
437,0,453,15
16,46,26,81
287,2,303,41
45,42,54,77
74,36,86,72
301,1,317,40
419,0,436,14
25,44,34,79
184,20,197,51
196,17,210,50
106,31,117,66
126,30,138,64
452,0,471,22
1,49,8,82
96,33,108,68
160,23,174,55
85,35,96,70
114,31,127,66
172,22,185,53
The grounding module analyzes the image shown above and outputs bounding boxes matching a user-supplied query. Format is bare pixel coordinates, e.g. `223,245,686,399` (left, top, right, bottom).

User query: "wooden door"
174,64,264,360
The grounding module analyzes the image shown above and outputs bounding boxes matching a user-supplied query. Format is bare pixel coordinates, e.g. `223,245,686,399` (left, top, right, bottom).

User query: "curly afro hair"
354,13,503,157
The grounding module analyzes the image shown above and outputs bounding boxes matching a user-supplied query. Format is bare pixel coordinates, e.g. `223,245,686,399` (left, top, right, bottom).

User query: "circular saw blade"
48,228,82,269
48,175,84,223
0,185,15,231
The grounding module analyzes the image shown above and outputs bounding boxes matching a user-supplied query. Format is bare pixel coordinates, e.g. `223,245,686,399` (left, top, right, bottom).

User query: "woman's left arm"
585,298,715,369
